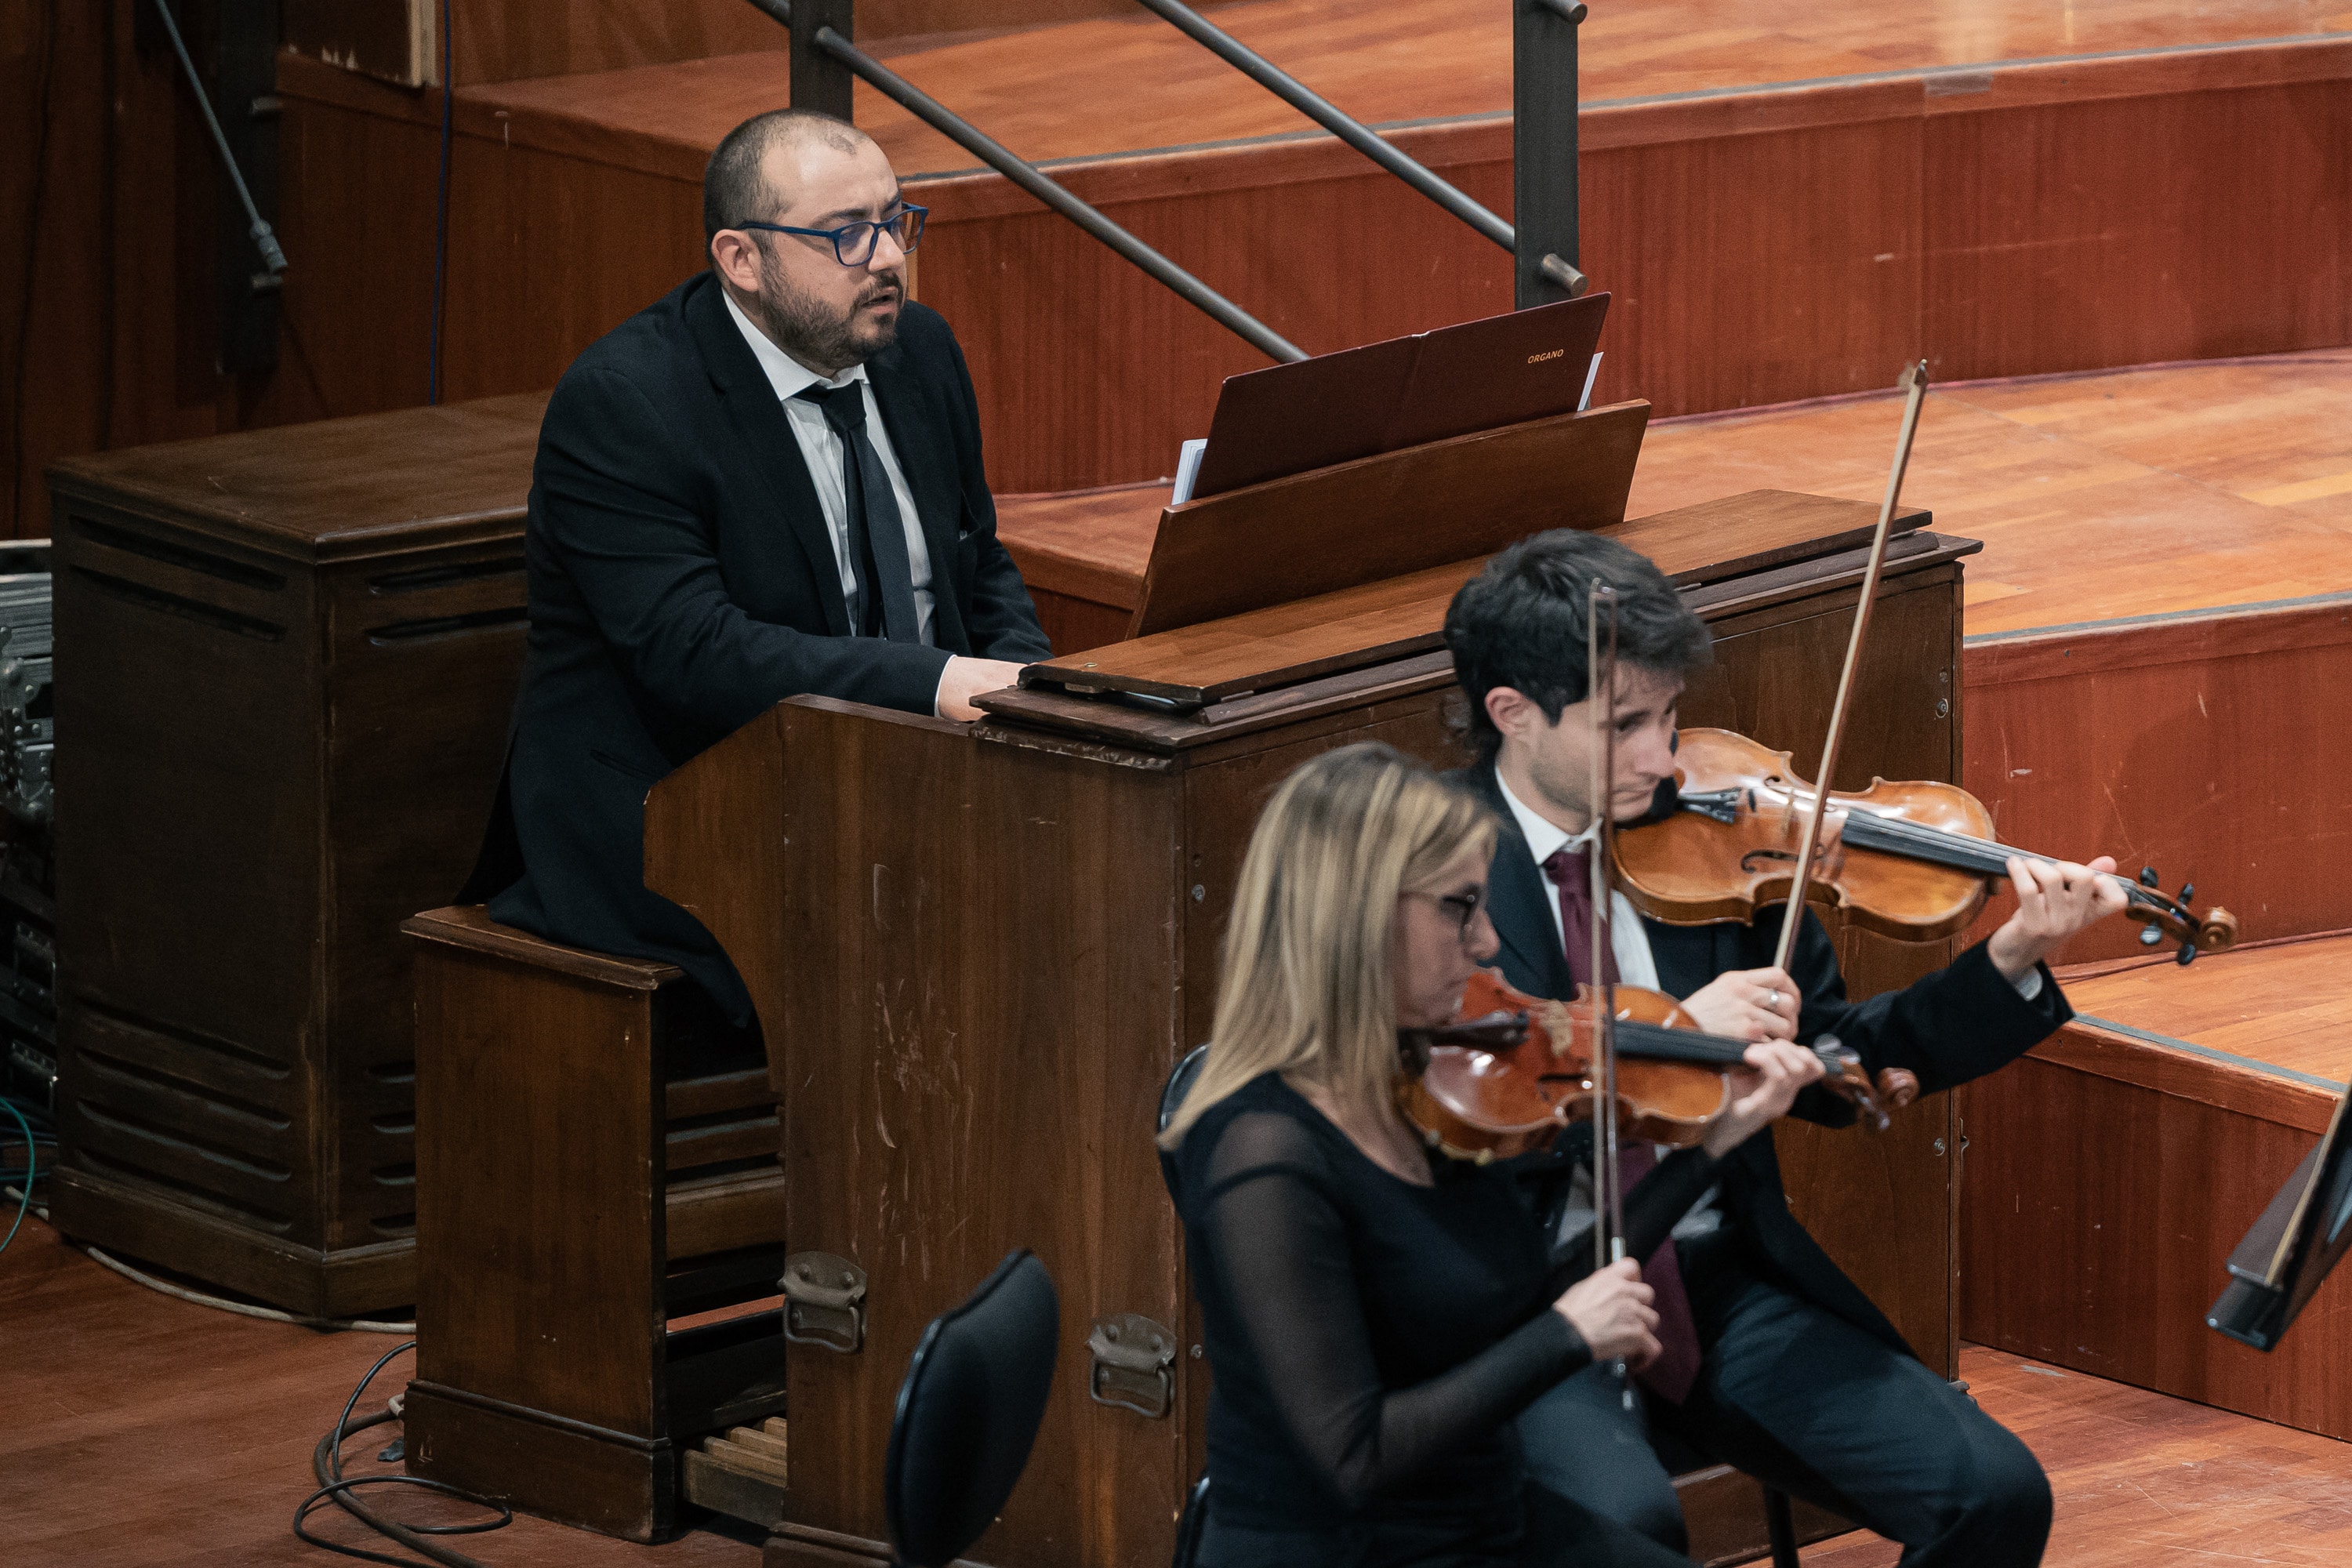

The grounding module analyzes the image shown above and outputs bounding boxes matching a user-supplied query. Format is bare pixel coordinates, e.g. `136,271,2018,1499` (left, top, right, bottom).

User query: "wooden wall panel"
437,137,706,405
287,0,1152,89
1581,117,1924,418
1962,598,2352,964
2,0,110,535
285,0,435,89
6,2,249,538
1924,78,2350,381
918,165,1515,492
271,93,442,421
447,0,779,86
1958,1046,2352,1440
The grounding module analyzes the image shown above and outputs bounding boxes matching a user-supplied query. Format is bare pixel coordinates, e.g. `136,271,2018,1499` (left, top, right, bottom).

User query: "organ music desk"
644,399,1983,1566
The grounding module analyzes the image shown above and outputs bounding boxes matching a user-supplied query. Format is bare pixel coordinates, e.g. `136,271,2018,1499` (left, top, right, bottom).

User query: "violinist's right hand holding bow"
1555,1259,1661,1367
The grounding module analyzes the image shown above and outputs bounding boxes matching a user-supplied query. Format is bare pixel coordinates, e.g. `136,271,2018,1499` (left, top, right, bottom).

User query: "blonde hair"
1159,742,1496,1149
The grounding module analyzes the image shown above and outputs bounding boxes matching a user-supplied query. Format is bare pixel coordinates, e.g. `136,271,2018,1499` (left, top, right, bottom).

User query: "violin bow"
1588,580,1635,1410
1770,361,1933,976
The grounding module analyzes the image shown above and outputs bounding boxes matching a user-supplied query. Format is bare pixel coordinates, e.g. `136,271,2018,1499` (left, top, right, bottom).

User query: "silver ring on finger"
1766,989,1780,1009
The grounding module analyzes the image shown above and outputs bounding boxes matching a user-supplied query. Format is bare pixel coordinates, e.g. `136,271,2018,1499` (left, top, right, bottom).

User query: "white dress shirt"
1497,768,1722,1240
723,290,939,648
1496,770,1662,989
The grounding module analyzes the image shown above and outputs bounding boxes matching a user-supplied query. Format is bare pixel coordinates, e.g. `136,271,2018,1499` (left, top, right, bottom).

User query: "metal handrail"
739,0,1305,362
1127,0,1511,253
1131,0,1587,299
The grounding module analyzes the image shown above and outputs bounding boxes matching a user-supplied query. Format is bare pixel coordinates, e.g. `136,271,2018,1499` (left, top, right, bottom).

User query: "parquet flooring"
1804,1348,2352,1565
1624,351,2352,637
0,1214,762,1566
998,350,2352,641
2058,935,2352,1086
9,1203,2352,1565
465,0,2352,180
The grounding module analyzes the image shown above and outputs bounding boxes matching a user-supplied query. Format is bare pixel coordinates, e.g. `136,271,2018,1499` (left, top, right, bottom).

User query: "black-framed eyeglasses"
1414,888,1487,940
732,205,927,267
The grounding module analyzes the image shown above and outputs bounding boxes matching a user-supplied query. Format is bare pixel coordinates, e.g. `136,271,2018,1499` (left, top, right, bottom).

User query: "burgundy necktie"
1540,844,1704,1405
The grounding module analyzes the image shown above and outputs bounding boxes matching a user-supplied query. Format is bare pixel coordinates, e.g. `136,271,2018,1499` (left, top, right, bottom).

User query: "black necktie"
794,383,920,642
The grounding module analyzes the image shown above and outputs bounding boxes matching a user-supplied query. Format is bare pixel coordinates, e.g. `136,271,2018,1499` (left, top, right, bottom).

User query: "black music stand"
2209,1090,2352,1350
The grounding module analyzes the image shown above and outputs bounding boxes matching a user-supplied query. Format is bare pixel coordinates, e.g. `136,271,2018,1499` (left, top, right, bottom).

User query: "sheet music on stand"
2209,1080,2352,1350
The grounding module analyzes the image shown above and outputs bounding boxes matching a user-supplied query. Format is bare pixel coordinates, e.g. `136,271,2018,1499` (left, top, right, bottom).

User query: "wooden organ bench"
399,905,788,1541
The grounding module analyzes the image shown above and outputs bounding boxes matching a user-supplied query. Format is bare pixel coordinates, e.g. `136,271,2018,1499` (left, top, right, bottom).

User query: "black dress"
1162,1072,1719,1568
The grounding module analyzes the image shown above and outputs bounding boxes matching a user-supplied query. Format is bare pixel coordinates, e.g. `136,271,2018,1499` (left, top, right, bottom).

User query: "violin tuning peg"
2138,866,2161,888
2177,941,2198,967
2178,881,2194,905
2139,924,2164,947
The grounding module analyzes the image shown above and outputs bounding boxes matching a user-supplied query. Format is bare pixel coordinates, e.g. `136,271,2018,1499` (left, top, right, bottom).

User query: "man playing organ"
465,107,1051,1026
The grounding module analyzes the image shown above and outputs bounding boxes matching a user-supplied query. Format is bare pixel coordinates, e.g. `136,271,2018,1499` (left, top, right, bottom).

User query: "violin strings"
1834,808,2179,916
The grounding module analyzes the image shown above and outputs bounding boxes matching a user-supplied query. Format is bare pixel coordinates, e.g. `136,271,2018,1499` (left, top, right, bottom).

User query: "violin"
1395,968,1921,1164
1614,728,2239,963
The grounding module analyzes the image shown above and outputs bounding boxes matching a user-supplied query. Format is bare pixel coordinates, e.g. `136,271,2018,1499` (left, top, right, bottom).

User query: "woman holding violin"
1156,742,1823,1568
1442,528,2128,1568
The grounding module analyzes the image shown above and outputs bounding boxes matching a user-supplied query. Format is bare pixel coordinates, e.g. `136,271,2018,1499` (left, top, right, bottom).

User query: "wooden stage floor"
1002,347,2352,641
468,0,2352,180
1629,349,2352,638
6,1204,2352,1566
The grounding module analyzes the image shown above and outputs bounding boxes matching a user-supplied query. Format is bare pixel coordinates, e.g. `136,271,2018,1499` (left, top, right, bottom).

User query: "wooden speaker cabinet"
45,394,548,1316
646,474,1978,1565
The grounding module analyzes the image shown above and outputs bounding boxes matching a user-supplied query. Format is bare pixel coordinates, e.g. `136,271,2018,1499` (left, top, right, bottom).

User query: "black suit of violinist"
1440,530,2128,1568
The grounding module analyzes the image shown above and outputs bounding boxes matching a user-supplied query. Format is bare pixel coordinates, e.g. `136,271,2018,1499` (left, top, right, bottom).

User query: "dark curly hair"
1443,529,1711,762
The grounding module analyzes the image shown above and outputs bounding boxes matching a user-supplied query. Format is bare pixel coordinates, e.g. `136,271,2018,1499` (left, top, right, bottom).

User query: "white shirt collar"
1494,766,1597,874
722,288,869,404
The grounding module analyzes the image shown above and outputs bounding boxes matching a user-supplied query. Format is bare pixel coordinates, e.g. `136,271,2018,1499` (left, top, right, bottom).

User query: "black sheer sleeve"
1197,1111,1593,1513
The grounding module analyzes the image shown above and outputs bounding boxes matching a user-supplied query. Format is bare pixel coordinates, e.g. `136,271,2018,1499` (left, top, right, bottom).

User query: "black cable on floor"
1,1095,37,1254
293,1340,511,1568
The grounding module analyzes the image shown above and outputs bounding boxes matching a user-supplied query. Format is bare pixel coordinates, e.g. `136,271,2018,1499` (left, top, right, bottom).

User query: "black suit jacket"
1446,763,2070,1357
466,273,1052,1021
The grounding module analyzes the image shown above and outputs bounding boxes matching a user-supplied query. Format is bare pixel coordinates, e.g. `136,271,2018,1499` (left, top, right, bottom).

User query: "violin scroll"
1810,1034,1919,1133
2127,865,2238,965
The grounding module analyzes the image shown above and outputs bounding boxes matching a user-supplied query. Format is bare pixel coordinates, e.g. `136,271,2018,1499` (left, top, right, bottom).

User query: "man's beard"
1529,746,1653,827
753,250,902,371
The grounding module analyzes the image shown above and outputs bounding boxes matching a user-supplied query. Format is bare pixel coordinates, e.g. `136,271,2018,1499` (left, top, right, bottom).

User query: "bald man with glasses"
464,107,1051,1029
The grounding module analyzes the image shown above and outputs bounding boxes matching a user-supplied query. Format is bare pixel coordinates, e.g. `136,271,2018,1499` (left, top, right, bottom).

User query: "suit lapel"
866,343,971,652
687,278,853,636
1461,766,1575,999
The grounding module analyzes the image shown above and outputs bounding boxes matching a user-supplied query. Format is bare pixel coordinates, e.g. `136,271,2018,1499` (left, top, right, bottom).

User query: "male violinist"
1441,528,2125,1568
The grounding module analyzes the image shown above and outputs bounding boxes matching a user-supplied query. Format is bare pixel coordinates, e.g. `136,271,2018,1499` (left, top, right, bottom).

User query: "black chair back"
1158,1051,1214,1567
883,1249,1060,1568
1160,1044,1210,1134
1171,1472,1212,1568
